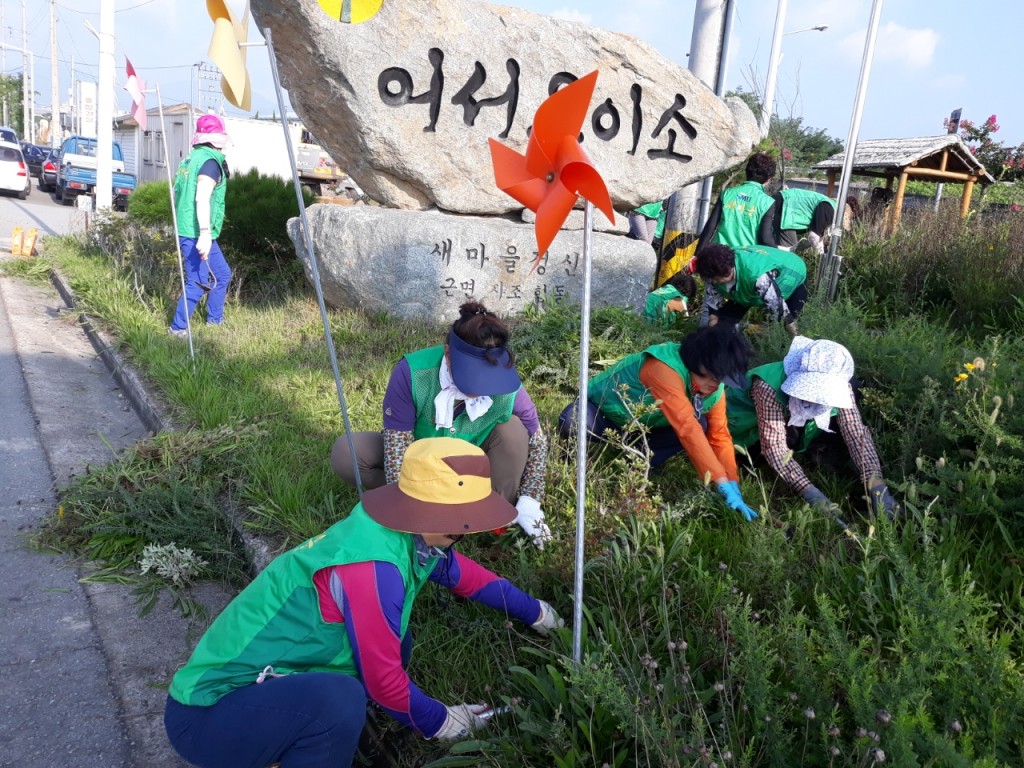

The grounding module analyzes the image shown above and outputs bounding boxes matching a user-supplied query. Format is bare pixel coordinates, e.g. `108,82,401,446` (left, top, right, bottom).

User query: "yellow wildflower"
954,373,969,383
964,362,975,371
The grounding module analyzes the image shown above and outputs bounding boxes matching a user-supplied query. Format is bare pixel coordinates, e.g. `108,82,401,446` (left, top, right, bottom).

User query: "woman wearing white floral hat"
726,336,899,517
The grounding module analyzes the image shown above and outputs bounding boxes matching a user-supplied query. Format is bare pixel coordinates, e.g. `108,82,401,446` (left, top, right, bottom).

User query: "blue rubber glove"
868,477,900,519
717,480,759,522
801,484,831,508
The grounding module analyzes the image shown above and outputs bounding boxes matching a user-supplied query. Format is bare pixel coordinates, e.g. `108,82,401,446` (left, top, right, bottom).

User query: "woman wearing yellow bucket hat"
165,437,563,767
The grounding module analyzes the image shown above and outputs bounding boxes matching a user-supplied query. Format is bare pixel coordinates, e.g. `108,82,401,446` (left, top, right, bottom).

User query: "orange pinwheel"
489,70,614,264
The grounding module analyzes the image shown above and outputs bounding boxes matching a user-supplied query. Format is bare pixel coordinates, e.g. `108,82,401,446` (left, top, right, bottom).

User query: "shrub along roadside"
11,219,1024,765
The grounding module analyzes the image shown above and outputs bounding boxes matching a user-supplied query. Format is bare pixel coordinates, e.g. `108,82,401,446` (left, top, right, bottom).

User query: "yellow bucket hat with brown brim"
362,437,517,535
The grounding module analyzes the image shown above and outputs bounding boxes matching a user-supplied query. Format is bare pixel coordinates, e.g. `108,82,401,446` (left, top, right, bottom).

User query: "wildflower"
830,746,841,757
804,707,816,720
870,747,887,763
954,373,969,383
856,727,867,738
718,561,728,572
722,752,732,761
949,719,963,735
667,640,677,652
875,709,892,725
936,457,946,469
964,362,976,371
827,724,841,738
868,730,880,742
714,682,725,692
788,692,799,702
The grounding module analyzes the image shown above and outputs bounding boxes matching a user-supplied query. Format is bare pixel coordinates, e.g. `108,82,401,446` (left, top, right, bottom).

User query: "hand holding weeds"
514,495,552,549
434,703,492,741
718,480,759,522
531,600,564,636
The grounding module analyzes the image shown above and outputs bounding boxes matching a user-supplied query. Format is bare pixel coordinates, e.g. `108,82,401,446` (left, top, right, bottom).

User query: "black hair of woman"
451,301,515,367
745,152,777,184
694,244,736,282
680,325,753,382
664,272,698,303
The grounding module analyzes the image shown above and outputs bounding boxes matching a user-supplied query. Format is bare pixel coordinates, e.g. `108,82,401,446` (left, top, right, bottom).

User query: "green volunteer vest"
713,245,807,307
712,181,775,247
169,504,437,707
644,284,686,327
174,145,227,239
587,342,723,429
779,189,835,231
406,346,518,445
725,361,837,451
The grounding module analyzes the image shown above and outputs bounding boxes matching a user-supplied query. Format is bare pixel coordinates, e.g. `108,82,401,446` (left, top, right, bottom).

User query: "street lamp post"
760,2,828,135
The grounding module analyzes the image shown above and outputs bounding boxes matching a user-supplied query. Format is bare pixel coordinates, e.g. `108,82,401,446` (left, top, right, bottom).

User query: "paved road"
0,182,87,242
0,191,233,767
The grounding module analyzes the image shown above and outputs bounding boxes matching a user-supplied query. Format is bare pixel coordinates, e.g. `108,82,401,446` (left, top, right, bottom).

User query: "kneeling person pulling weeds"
164,437,563,768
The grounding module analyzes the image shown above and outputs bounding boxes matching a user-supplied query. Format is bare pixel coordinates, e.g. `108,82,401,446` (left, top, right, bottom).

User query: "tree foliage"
0,74,26,137
729,87,844,173
954,113,1024,183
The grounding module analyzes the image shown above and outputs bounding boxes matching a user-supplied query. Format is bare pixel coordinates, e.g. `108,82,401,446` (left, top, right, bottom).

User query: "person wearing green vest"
331,301,551,548
557,326,759,522
169,114,232,337
696,152,777,250
766,188,836,254
644,271,697,326
628,200,667,246
164,437,563,767
696,243,808,335
725,336,899,517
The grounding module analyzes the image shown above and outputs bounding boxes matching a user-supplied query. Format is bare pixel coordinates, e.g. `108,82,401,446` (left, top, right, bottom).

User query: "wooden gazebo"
813,135,994,233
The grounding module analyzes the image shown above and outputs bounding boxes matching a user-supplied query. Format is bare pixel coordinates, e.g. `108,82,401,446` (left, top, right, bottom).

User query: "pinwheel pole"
571,202,596,664
251,28,365,496
154,85,197,362
488,71,614,665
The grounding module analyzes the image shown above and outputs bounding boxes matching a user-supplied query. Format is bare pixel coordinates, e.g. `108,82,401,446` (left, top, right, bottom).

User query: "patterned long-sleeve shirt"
751,378,882,493
312,546,541,738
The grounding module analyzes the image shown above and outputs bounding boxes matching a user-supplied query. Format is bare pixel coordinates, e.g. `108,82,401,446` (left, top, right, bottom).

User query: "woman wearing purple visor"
331,301,551,548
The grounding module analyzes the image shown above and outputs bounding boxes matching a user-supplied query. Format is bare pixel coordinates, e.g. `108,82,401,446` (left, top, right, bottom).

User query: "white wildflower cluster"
139,542,208,587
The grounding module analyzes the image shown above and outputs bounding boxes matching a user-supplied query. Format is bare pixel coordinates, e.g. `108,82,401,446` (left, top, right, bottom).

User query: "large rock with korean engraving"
250,0,758,215
287,205,655,319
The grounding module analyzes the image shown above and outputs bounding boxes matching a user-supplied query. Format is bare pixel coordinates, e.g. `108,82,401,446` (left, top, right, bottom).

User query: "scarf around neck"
434,357,493,430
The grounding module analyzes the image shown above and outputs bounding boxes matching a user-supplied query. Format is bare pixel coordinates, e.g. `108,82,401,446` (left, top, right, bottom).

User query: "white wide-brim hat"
780,336,855,409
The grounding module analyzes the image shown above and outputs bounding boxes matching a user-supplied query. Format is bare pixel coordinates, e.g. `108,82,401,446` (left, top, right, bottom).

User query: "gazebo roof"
813,135,994,184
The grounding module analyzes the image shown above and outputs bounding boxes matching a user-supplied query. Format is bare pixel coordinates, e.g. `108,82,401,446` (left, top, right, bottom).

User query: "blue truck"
54,136,137,210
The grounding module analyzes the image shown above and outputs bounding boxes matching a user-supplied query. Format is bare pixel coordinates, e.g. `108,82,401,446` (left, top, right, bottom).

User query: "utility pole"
22,0,29,139
50,0,59,147
95,0,114,209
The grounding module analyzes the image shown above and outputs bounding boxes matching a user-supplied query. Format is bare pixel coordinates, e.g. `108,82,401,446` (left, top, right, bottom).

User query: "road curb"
46,265,276,578
48,266,170,435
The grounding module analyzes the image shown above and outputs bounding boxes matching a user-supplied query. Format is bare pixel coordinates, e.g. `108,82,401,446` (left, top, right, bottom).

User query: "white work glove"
433,703,491,741
514,495,552,549
530,600,564,636
196,231,213,259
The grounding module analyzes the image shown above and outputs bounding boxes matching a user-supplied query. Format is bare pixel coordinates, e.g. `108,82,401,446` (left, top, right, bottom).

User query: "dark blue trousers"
164,672,367,768
171,237,232,329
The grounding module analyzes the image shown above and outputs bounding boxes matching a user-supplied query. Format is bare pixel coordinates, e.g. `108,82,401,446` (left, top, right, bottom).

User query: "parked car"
20,141,46,179
55,135,137,210
0,125,19,144
0,140,31,199
39,148,59,193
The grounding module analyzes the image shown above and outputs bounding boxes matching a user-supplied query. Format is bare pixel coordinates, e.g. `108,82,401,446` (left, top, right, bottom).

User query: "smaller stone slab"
287,204,657,320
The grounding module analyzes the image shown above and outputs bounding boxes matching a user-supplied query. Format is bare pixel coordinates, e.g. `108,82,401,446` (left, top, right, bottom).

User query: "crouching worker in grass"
644,271,698,326
558,326,760,522
725,336,900,517
164,437,564,768
696,243,808,336
331,301,551,549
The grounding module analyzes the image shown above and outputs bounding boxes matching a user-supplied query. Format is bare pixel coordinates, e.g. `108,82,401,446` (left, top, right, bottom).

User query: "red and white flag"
124,57,147,132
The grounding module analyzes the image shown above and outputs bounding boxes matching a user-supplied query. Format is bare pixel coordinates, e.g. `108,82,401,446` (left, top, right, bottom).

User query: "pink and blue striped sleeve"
325,561,447,737
429,549,541,626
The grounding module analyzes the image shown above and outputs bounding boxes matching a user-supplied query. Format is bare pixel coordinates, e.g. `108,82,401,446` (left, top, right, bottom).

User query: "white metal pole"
95,0,114,210
760,0,788,136
156,84,196,361
820,0,885,302
21,0,28,139
262,27,365,497
51,0,59,147
572,200,595,665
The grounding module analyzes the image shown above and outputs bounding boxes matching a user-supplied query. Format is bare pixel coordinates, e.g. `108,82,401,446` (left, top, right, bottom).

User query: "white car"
0,140,30,199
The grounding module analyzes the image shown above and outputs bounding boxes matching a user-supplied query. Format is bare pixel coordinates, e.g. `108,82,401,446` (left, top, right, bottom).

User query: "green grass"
22,218,1024,766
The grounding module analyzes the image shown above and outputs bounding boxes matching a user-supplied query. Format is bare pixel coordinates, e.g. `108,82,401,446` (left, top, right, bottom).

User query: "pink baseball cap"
192,114,228,148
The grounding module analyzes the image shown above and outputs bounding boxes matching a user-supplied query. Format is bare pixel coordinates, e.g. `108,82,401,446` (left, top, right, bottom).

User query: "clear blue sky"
11,0,1023,149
